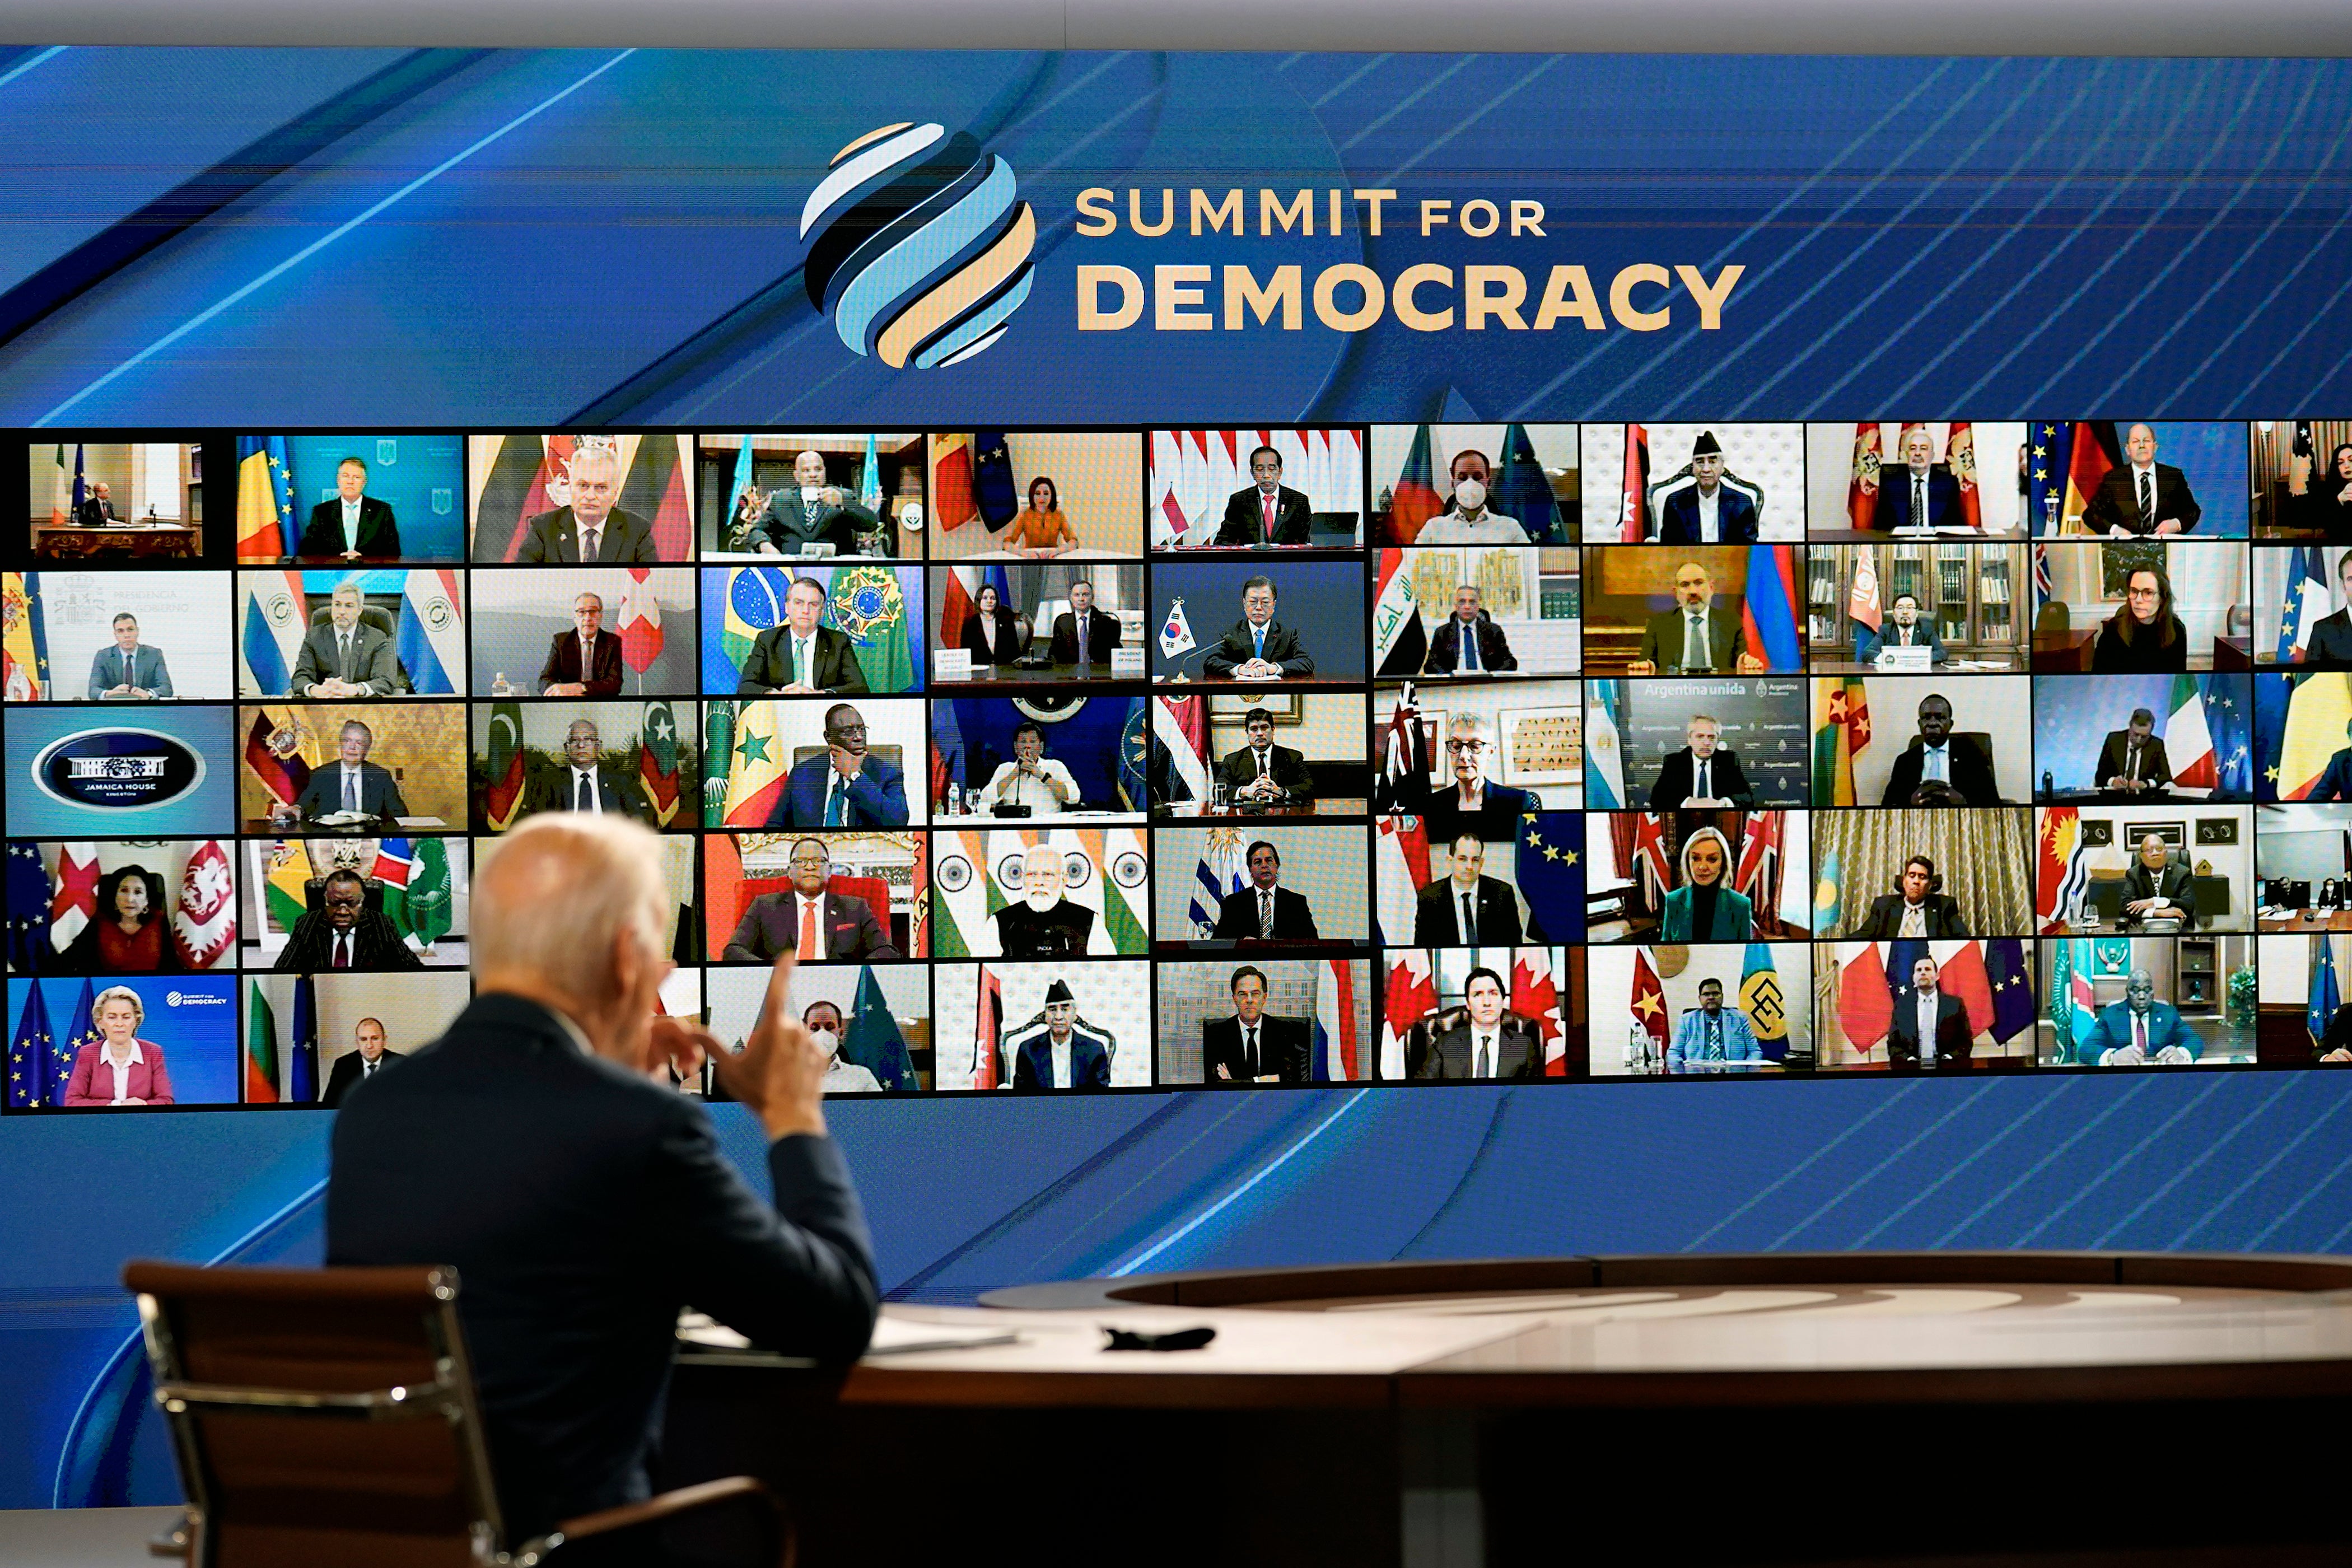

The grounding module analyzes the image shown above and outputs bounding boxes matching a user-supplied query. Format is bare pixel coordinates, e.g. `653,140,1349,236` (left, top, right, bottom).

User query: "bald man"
326,816,877,1542
516,446,656,562
2082,423,2201,537
757,449,880,557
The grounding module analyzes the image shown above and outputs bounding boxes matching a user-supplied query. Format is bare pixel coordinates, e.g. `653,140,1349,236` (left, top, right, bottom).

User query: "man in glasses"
1412,713,1531,844
774,703,910,828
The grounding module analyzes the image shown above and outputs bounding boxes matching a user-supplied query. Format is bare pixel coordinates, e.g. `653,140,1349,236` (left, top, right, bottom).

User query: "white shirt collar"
104,1038,144,1065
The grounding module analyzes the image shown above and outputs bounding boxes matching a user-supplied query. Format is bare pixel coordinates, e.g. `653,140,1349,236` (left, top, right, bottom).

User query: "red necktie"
1262,492,1275,541
333,934,351,969
798,899,820,960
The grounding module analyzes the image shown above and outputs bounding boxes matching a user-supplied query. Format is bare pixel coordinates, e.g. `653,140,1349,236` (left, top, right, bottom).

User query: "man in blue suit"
1655,432,1760,543
86,612,173,698
1855,592,1948,662
2075,968,2204,1065
1665,977,1762,1074
1011,979,1112,1090
769,702,909,828
1871,428,1965,531
2306,720,2352,801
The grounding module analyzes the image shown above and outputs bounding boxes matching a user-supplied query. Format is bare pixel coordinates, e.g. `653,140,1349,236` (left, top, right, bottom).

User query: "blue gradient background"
5,44,2352,1510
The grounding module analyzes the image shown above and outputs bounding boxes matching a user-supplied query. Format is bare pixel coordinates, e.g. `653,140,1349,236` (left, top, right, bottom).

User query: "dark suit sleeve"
1201,627,1243,678
1287,890,1319,940
1281,491,1313,544
538,636,567,692
586,636,623,697
378,769,409,819
515,513,553,563
356,632,400,697
1082,1043,1112,1088
825,633,870,696
1272,626,1315,678
2081,473,2127,535
2169,867,2199,928
1212,492,1254,547
297,502,337,557
1422,620,1458,674
291,632,326,694
1937,898,1971,939
1413,886,1444,945
1851,898,1890,941
368,500,401,558
1492,883,1524,943
1278,749,1315,801
655,1115,879,1362
737,630,782,694
1723,752,1756,808
1484,622,1518,671
1211,891,1244,940
847,898,899,961
1882,752,1915,808
844,763,910,827
2168,467,2202,533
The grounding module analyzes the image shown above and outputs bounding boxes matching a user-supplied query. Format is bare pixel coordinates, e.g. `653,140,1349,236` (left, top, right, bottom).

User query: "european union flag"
2202,674,2253,800
6,842,50,975
2309,936,2340,1052
7,982,55,1108
1886,938,1930,1008
2256,671,2294,802
1493,422,1565,543
973,430,1019,530
1516,810,1584,942
1985,937,2036,1047
288,974,318,1104
2025,421,2071,535
843,965,916,1091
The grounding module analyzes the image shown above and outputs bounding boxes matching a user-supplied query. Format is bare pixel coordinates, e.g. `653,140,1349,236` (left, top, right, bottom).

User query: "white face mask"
808,1028,839,1060
1454,478,1487,512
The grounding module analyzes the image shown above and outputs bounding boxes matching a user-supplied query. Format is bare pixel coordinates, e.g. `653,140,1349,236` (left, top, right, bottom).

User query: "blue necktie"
1253,624,1266,660
1461,622,1478,671
825,777,846,825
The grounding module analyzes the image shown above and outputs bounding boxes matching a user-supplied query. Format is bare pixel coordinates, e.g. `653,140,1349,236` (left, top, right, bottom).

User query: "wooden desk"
1808,527,2028,543
931,665,1146,688
2258,908,2352,931
2033,627,2094,670
1154,675,1366,689
1156,797,1369,818
1809,655,2024,673
2215,634,2253,672
35,522,198,559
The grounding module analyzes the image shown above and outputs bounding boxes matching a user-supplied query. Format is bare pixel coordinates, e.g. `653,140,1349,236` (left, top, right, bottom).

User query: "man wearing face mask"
1628,561,1762,675
1856,592,1948,662
1212,445,1313,547
2076,967,2203,1065
757,449,880,557
990,845,1095,958
774,703,910,828
1655,432,1759,544
1413,449,1528,545
800,1001,881,1094
1871,428,1964,533
1882,693,1996,806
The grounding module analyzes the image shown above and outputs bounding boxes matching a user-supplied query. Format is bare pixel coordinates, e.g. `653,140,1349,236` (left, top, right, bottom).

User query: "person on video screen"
1666,976,1761,1074
1202,576,1314,680
1212,445,1313,547
1047,578,1120,665
1872,430,1963,533
1887,954,1972,1070
2119,833,2197,927
1656,431,1758,545
76,481,119,528
738,576,869,696
1009,475,1080,558
973,722,1080,814
62,986,174,1106
1215,707,1315,806
293,583,400,699
2089,564,2187,674
521,719,657,824
799,1000,880,1095
1628,561,1760,674
1852,855,1970,939
960,581,1025,666
1413,449,1527,545
58,864,181,974
757,450,879,557
289,720,408,823
275,869,424,972
1204,965,1308,1084
1648,714,1754,810
321,1016,405,1109
2075,967,2203,1065
773,704,909,828
1010,978,1112,1091
990,846,1094,958
2083,424,2201,537
1414,833,1523,946
517,446,655,563
540,592,625,697
87,612,174,700
1882,694,1996,806
1660,825,1754,942
2094,708,2172,801
1422,585,1518,674
722,838,898,963
1416,966,1540,1080
1404,713,1527,843
1211,839,1320,941
299,455,402,560
1856,592,1947,662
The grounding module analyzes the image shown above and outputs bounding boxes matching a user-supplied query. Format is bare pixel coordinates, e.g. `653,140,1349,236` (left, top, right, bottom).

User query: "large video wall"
7,417,2351,1110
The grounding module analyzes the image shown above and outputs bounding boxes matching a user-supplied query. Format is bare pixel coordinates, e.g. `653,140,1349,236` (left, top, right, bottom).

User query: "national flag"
727,434,759,544
2205,674,2253,799
1734,810,1784,929
638,700,684,825
1739,942,1786,1061
1845,423,1882,530
937,566,979,657
58,977,98,1097
617,435,694,561
372,838,416,940
931,829,1004,960
394,570,463,694
1619,423,1650,542
1848,550,1883,639
1116,697,1148,812
2052,938,2098,1062
1586,679,1627,810
2275,545,2330,662
1188,827,1248,937
1947,421,1981,528
1517,810,1584,944
1810,676,1870,806
1938,939,1995,1039
2036,806,2088,931
2280,673,2352,800
934,433,977,530
1158,597,1197,659
1373,548,1427,676
287,976,318,1105
828,563,914,693
6,982,55,1108
931,696,967,807
2289,421,2316,499
237,571,305,696
1495,422,1562,544
48,444,68,527
860,432,884,515
482,702,528,829
1631,811,1670,906
70,444,85,519
972,965,1003,1090
2257,671,2294,802
2166,673,2217,790
48,842,98,954
716,564,792,689
972,431,1019,532
1382,950,1439,1080
1985,937,2036,1045
1629,947,1668,1061
2,572,48,701
236,435,296,558
720,699,789,828
2033,542,2052,608
616,567,663,678
260,841,310,938
1153,694,1208,802
6,842,52,974
1836,944,1893,1057
170,841,235,969
470,435,571,563
1095,826,1150,954
1382,683,1428,800
1886,937,1930,1029
2062,421,2121,534
245,981,281,1104
844,965,917,1091
1374,812,1432,946
2025,421,2071,535
1741,544,1801,671
1511,948,1566,1076
1313,958,1364,1081
2309,935,2340,1051
1388,424,1444,543
1813,848,1844,933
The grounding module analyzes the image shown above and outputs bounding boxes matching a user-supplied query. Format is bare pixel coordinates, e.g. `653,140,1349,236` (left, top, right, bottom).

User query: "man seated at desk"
2119,833,2197,927
1216,707,1315,806
1648,713,1754,809
2074,967,2203,1063
540,591,624,697
722,838,898,962
293,583,400,699
1627,561,1763,674
517,445,655,563
520,719,657,824
738,576,869,696
1887,954,1972,1070
1856,593,1947,662
2095,708,2172,801
1882,693,1998,806
274,869,424,972
1212,445,1313,547
992,846,1093,958
1403,713,1528,842
1872,429,1964,533
1011,979,1110,1090
287,720,408,823
299,455,401,560
87,612,173,699
1416,966,1542,1080
75,482,119,527
973,722,1080,814
1046,578,1121,666
1412,833,1523,946
1423,585,1518,675
1211,839,1321,940
773,703,908,828
1656,432,1758,544
1666,976,1762,1074
757,449,881,557
2306,719,2352,800
1204,965,1308,1084
2083,424,2201,537
1202,577,1315,680
1852,855,1970,939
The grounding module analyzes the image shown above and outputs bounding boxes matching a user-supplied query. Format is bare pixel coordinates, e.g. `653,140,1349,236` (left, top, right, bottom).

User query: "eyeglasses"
828,724,867,739
1446,739,1486,754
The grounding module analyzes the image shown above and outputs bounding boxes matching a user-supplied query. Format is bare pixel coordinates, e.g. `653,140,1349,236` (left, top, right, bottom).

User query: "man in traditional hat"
990,845,1095,958
1012,978,1112,1090
1655,431,1760,544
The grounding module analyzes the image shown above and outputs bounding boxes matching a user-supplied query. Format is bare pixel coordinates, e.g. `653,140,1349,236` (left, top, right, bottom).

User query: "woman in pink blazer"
63,986,174,1107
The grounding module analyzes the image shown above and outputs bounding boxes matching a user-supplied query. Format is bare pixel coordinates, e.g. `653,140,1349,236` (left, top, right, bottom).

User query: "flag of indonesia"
48,843,97,953
1381,951,1439,1080
1511,949,1565,1075
171,841,236,968
618,567,663,673
2167,674,2217,788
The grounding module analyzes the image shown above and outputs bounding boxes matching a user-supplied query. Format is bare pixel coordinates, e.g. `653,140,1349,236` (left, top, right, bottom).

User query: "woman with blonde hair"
1660,825,1755,942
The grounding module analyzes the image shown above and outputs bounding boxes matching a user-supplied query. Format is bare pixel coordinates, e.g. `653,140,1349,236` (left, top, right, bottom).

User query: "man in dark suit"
320,1016,405,1109
292,582,402,698
1882,693,1998,806
1046,578,1121,665
275,870,424,972
722,838,899,962
1416,967,1542,1080
771,704,909,828
539,591,626,697
991,846,1096,957
1215,706,1317,805
757,449,879,557
1886,954,1973,1070
519,719,657,825
2303,552,2352,669
737,576,869,696
1202,576,1315,679
1851,856,1971,939
1654,431,1759,544
2120,832,2199,927
86,612,174,699
1400,713,1530,843
1203,966,1310,1084
1871,429,1965,532
289,720,409,822
1413,834,1524,945
2308,721,2352,800
1211,839,1322,940
297,455,402,559
516,446,656,563
1629,560,1760,674
1856,593,1948,662
1211,444,1313,546
2093,708,2172,801
74,481,119,527
1011,979,1112,1090
327,817,878,1541
2083,424,2202,536
1422,585,1518,675
1647,713,1755,809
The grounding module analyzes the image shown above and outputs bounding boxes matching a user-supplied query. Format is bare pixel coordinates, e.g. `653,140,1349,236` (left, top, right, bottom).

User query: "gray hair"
473,815,669,1002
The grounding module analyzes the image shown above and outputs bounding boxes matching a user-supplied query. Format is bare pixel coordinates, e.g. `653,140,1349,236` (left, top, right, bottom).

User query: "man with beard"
990,844,1095,958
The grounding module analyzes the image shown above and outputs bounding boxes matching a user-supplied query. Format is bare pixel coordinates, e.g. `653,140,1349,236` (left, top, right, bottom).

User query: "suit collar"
460,991,594,1057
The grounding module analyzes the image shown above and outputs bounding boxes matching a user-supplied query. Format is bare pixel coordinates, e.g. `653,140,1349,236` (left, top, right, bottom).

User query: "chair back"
790,743,904,776
726,871,890,941
125,1261,503,1568
309,605,398,642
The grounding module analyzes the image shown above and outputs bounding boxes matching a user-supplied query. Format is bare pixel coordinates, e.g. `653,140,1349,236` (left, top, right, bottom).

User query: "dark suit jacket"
538,630,625,696
1047,609,1121,664
1655,484,1759,544
1215,743,1315,801
1870,467,1963,531
1851,893,1971,940
1887,990,1973,1068
2120,860,2199,927
1011,1029,1112,1090
1882,736,1999,806
299,496,401,558
74,497,118,527
1417,1020,1542,1080
275,908,424,973
758,492,878,556
2310,746,2352,802
736,625,869,696
325,993,878,1539
1202,618,1315,678
1416,782,1534,845
2090,617,2188,673
519,764,656,825
516,505,656,563
1212,484,1313,546
291,623,400,697
1855,619,1947,662
1423,614,1518,674
722,890,898,962
2093,732,2173,794
773,752,909,829
1647,746,1755,809
295,762,408,821
1413,876,1524,945
320,1047,405,1109
2083,462,2201,535
1203,1014,1310,1084
1637,605,1748,671
2308,610,2352,670
960,610,1024,665
1211,884,1321,941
